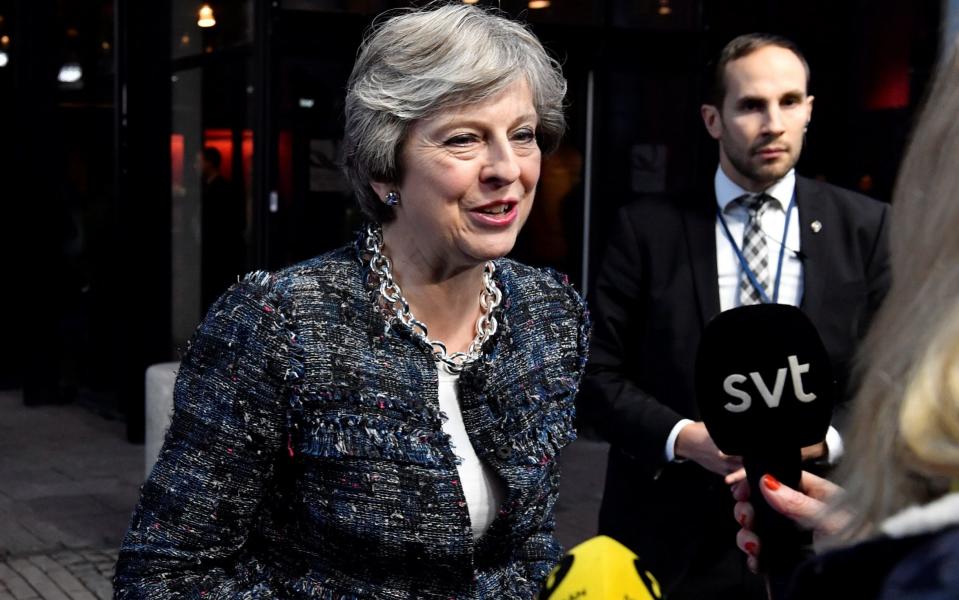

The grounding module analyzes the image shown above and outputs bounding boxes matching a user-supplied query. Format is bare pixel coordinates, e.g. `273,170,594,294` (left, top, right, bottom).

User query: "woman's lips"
469,201,519,227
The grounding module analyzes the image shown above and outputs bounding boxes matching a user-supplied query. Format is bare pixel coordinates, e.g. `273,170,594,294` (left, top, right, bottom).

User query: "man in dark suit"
579,34,890,599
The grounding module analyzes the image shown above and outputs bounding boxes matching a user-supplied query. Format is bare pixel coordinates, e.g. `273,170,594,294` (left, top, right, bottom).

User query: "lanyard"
716,192,796,304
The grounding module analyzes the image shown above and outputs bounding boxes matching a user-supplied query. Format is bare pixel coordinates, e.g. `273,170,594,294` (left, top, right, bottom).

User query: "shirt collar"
715,165,796,212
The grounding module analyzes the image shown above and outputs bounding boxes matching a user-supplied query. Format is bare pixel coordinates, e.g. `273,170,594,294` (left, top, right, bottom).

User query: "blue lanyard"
716,192,796,304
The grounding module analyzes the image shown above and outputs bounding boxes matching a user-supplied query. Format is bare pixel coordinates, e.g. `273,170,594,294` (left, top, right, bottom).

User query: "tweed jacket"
114,240,590,600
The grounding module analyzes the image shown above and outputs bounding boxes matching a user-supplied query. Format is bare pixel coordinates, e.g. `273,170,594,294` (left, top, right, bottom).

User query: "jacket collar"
881,491,959,539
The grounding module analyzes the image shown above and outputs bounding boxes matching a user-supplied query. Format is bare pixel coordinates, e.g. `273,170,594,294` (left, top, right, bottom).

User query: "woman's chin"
462,234,521,264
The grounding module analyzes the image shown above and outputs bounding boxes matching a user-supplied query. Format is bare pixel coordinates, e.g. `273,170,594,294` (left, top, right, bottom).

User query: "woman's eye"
445,134,477,146
513,128,536,143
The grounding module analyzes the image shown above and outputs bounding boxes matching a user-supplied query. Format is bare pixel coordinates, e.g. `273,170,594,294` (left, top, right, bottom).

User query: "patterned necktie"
738,193,771,305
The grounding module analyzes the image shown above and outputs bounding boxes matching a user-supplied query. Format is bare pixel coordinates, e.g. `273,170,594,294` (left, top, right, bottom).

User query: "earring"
384,191,400,206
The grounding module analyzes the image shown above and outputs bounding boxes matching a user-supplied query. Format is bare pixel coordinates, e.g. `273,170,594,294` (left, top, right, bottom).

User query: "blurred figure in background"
197,146,246,310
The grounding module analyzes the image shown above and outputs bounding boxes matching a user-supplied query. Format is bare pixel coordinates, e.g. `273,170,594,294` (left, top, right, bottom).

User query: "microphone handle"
743,448,807,600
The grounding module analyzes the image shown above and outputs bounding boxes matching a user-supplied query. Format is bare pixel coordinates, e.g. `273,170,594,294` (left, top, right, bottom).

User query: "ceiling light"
528,0,551,8
657,0,672,15
462,0,479,3
58,62,83,83
0,52,8,68
197,4,216,28
0,35,9,48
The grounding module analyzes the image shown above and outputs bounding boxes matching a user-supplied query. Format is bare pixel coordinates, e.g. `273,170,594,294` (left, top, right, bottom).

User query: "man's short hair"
707,33,810,107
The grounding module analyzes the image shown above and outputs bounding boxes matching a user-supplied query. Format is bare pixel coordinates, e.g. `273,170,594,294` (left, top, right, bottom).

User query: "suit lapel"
796,177,827,319
682,193,721,327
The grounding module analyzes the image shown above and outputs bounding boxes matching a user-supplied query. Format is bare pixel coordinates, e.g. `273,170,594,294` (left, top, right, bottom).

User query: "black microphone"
695,304,834,598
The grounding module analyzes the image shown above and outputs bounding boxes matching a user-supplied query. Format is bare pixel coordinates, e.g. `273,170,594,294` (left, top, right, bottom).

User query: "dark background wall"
0,0,943,440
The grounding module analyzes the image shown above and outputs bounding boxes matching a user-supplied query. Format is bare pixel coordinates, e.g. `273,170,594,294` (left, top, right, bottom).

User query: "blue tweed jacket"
114,240,590,599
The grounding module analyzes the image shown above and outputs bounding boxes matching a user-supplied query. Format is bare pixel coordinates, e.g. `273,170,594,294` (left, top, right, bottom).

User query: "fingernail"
745,541,758,555
762,474,781,491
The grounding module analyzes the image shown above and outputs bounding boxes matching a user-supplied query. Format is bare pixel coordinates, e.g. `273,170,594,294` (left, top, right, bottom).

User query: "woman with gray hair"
114,3,588,599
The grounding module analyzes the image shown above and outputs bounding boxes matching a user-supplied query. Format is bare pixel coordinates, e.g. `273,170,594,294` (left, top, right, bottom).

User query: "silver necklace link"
364,224,502,372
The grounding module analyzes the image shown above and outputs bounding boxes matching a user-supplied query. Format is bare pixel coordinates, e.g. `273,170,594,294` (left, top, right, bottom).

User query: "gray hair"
826,38,959,545
342,2,567,223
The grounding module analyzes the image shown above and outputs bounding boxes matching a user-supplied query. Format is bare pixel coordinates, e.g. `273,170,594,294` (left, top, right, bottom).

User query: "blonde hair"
900,303,959,476
831,40,959,541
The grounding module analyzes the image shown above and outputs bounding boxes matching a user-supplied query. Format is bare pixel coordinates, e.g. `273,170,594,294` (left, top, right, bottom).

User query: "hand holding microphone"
675,421,743,477
732,470,849,574
695,304,835,598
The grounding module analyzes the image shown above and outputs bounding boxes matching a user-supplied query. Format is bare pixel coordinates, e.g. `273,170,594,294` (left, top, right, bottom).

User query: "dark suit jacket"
579,175,890,593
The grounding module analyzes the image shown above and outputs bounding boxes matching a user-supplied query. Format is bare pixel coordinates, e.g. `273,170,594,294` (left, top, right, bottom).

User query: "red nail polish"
745,541,758,555
739,513,747,527
762,474,781,491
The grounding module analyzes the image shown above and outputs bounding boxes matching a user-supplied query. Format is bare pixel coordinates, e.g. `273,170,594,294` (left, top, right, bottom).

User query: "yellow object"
540,535,663,599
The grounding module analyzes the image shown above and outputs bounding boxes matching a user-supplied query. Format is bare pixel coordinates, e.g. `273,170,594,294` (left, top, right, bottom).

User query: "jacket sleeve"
513,276,591,596
513,509,563,597
578,206,686,471
114,274,297,599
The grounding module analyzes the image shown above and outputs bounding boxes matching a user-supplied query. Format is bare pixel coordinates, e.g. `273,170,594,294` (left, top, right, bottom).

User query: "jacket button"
496,445,512,460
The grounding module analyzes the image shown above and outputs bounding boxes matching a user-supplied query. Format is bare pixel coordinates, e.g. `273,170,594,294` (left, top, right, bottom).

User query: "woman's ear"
370,180,392,201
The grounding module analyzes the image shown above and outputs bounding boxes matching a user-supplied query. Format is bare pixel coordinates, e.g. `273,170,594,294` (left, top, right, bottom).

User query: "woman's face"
377,78,541,275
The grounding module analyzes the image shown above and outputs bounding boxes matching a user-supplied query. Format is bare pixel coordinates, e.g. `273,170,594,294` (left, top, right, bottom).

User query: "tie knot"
737,193,770,215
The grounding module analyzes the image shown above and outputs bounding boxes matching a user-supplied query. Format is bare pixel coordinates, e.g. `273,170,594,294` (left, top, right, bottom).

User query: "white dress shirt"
665,166,842,464
714,167,803,309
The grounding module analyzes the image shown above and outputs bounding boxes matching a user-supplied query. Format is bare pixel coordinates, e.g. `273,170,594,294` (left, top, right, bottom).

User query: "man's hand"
800,441,827,462
675,421,743,477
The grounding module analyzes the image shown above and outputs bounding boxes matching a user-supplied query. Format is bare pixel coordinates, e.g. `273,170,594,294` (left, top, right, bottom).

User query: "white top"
664,166,843,465
881,491,959,538
436,363,505,540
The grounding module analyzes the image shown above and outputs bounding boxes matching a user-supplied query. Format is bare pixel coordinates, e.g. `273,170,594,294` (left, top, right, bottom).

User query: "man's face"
701,45,814,192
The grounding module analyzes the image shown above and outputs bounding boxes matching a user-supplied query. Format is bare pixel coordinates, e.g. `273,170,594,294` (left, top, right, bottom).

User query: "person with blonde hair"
114,4,587,598
733,39,959,599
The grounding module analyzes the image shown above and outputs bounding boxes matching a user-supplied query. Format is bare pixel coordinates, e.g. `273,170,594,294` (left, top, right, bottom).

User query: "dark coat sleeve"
864,202,891,335
114,274,295,599
507,268,592,595
578,205,686,471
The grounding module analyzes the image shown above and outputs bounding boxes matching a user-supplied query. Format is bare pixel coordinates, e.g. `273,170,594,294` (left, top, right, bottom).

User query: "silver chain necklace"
364,224,502,372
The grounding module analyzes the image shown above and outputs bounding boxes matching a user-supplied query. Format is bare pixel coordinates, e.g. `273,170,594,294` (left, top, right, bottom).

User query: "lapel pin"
810,220,822,233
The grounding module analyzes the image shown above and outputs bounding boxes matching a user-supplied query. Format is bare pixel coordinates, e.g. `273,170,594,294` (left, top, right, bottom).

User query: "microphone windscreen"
539,536,663,600
695,304,834,456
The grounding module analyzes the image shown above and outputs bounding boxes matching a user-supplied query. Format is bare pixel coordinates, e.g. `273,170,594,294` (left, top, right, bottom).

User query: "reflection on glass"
170,68,203,350
172,0,252,59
